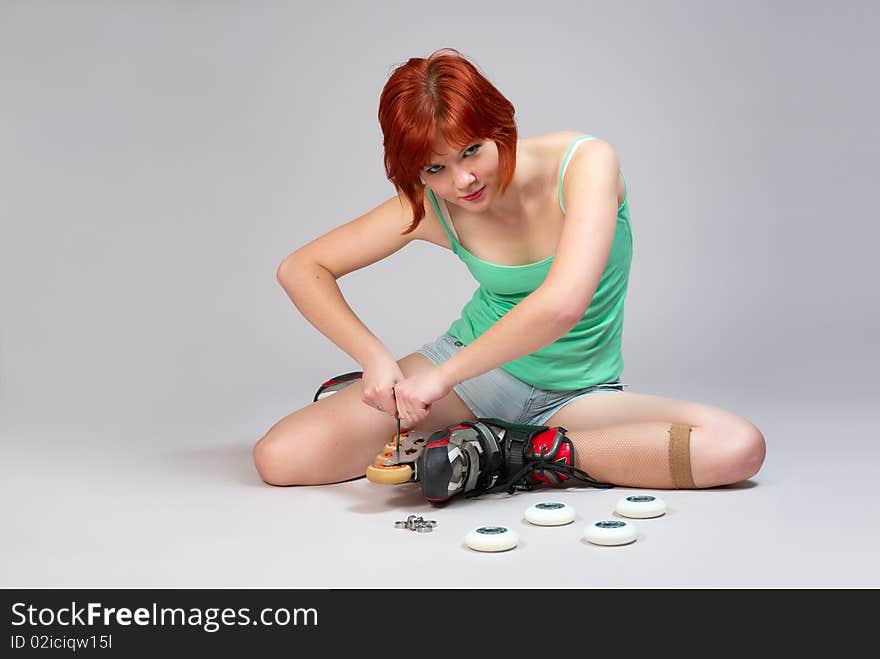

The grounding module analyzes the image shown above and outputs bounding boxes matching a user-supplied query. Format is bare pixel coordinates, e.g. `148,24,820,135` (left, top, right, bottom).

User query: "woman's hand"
392,368,453,431
360,357,404,419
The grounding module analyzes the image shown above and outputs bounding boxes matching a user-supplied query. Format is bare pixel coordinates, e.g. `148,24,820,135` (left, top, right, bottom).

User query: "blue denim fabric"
416,333,628,427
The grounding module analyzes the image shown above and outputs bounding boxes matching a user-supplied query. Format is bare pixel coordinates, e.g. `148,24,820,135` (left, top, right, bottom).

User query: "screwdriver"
392,386,400,463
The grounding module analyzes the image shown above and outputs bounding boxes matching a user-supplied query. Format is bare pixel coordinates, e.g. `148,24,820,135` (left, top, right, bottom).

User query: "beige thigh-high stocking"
567,422,697,489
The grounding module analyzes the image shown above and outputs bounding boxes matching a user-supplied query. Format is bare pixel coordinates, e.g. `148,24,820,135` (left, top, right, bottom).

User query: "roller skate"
366,418,615,504
313,372,614,503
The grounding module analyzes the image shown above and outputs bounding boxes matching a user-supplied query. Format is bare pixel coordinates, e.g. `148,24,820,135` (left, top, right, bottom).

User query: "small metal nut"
395,514,438,532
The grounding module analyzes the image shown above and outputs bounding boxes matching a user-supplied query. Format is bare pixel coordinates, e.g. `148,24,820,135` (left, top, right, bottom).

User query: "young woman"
254,48,766,492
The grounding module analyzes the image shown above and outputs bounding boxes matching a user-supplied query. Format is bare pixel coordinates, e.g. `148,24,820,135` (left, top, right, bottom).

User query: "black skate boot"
417,418,614,504
313,371,363,402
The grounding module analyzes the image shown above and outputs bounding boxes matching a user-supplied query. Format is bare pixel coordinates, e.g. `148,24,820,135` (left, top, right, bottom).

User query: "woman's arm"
278,259,395,368
277,193,423,369
436,139,622,387
436,291,576,385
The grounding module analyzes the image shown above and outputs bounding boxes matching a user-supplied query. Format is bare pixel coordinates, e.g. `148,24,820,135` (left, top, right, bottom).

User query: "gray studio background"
2,1,878,588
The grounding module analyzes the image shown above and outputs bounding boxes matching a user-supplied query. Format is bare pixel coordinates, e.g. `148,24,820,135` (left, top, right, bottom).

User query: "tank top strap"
426,187,461,249
558,134,597,215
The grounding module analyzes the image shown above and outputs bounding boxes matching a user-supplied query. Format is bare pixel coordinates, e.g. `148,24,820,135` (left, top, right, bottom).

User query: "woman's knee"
707,420,766,486
253,436,287,486
729,422,766,482
253,422,319,486
253,382,404,486
252,405,340,486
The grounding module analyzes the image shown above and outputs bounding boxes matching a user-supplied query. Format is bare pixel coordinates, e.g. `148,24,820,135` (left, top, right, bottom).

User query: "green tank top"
425,134,633,391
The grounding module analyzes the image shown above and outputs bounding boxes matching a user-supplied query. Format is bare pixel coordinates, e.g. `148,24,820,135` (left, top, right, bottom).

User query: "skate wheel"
384,433,407,453
374,446,401,465
583,520,638,546
366,463,412,485
615,494,667,519
524,501,575,526
464,525,519,552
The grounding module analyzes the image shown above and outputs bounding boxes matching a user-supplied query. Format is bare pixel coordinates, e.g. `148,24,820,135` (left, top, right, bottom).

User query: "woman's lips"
462,186,486,201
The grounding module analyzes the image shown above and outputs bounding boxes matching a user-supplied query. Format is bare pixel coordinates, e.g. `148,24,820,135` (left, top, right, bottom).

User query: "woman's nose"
456,171,476,189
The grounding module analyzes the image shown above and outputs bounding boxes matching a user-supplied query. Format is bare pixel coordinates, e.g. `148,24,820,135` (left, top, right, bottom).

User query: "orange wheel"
366,463,413,485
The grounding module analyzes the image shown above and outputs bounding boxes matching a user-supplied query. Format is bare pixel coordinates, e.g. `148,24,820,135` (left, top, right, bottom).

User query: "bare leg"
253,353,476,486
543,392,766,488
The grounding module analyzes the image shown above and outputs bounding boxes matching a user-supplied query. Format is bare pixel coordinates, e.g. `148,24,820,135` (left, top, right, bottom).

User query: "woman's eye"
425,144,481,175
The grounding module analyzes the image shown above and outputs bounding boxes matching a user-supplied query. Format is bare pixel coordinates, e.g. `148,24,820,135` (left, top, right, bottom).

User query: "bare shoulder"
522,130,612,185
558,139,621,213
535,130,615,159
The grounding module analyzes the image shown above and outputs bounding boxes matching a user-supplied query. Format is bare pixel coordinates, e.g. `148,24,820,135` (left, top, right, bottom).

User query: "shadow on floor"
161,442,262,487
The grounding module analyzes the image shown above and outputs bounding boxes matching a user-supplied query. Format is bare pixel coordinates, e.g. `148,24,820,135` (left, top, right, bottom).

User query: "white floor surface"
2,398,877,589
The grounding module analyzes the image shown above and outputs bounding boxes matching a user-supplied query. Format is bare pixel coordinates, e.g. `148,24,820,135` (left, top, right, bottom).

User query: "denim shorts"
416,333,628,427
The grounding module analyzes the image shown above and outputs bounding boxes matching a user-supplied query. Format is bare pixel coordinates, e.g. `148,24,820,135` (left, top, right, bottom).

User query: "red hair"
378,48,518,234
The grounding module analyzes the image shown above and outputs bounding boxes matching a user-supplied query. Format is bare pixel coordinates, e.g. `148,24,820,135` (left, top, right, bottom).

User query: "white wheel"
583,520,638,546
615,494,667,519
524,501,576,526
464,525,519,552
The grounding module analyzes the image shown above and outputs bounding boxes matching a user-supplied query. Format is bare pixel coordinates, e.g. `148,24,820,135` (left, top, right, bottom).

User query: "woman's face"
422,135,499,210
